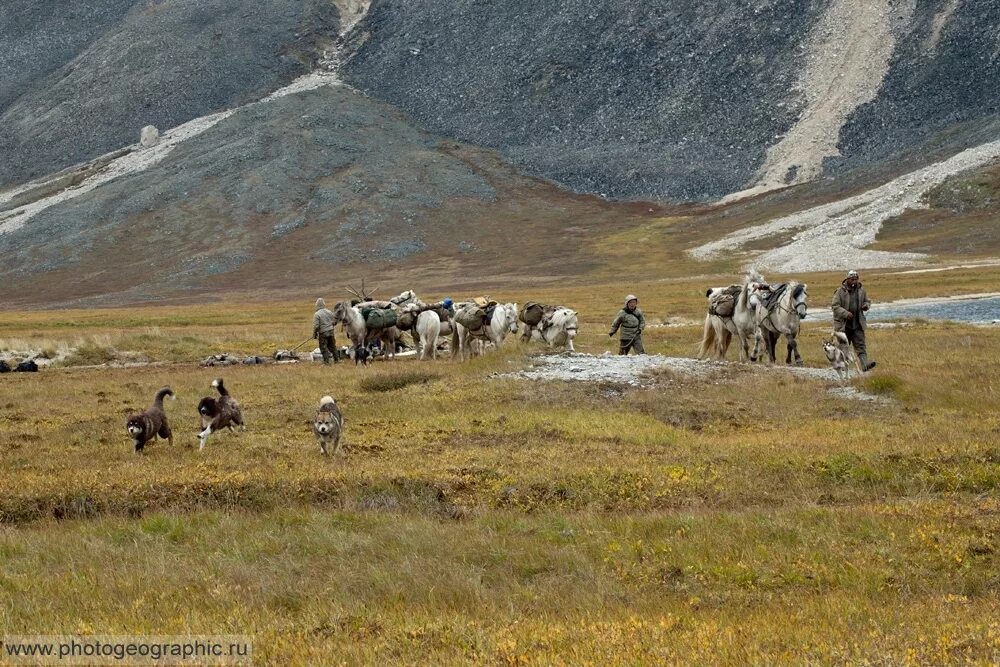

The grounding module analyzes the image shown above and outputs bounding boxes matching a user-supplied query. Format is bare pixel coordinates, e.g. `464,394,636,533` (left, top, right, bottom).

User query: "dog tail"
153,387,175,406
320,395,336,408
211,378,229,396
834,331,849,344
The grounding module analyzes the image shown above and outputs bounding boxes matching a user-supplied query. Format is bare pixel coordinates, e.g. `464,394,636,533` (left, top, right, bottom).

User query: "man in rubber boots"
313,298,339,364
832,270,876,372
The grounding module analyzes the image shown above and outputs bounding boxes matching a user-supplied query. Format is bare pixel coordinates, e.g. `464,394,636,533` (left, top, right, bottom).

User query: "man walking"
609,294,645,355
832,270,876,371
313,298,339,365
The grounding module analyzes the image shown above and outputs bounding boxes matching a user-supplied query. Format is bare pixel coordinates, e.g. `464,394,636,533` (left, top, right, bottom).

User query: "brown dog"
312,395,344,455
197,378,244,450
126,387,175,453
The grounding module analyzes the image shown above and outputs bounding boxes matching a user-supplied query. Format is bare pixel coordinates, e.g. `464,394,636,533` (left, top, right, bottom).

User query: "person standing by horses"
832,270,876,371
609,295,645,355
313,298,339,365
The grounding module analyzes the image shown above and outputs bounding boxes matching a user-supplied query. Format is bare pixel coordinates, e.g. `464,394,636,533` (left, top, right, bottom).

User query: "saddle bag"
709,293,736,318
519,302,545,326
395,310,417,331
454,305,486,330
364,308,397,330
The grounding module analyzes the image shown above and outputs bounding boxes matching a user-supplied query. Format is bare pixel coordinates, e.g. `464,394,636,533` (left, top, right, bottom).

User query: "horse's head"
504,303,519,333
748,283,767,310
332,302,348,322
791,283,808,318
558,309,579,339
390,290,416,306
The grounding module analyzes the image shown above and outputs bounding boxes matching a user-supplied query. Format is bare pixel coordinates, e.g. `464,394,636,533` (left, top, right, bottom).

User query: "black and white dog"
197,378,245,450
353,344,373,366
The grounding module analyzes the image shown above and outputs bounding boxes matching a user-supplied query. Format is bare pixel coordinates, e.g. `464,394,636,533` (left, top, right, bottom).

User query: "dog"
312,395,345,455
822,331,863,381
197,378,245,450
353,344,372,366
126,387,175,453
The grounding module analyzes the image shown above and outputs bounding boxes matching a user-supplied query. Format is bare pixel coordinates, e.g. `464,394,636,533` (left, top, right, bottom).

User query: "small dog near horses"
822,332,863,381
353,344,373,366
312,395,344,455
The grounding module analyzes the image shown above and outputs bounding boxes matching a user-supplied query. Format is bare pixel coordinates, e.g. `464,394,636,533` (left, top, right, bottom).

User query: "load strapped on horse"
708,285,741,318
518,301,578,351
361,305,397,331
454,297,497,333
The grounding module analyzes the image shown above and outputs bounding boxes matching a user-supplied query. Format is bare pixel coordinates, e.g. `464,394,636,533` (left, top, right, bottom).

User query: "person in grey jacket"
609,294,645,355
832,270,875,371
313,298,339,364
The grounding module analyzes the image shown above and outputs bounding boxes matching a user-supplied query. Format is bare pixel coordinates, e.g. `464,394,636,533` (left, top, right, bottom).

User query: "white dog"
822,332,862,381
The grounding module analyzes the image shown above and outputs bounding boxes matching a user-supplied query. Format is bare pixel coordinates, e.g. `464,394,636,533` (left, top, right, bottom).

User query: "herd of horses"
325,272,807,366
698,272,810,365
329,290,579,362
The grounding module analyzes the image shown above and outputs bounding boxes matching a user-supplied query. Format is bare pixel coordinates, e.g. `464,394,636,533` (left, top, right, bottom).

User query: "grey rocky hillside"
0,0,339,187
345,0,1000,201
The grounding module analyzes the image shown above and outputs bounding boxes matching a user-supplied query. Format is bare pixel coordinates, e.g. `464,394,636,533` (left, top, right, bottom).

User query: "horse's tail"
450,326,461,360
697,314,715,359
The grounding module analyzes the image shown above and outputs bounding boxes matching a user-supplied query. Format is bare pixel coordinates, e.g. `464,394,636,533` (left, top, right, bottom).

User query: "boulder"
139,125,160,148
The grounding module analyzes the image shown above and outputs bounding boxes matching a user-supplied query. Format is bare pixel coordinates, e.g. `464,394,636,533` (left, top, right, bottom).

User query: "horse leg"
767,330,778,363
787,334,802,366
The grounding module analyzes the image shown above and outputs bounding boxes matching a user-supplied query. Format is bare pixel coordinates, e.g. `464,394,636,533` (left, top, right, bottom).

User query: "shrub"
60,342,117,367
358,370,439,393
864,373,903,396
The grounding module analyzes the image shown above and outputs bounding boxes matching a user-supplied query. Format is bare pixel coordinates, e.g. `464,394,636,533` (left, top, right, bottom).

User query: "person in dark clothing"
831,270,876,372
609,294,646,355
313,298,339,364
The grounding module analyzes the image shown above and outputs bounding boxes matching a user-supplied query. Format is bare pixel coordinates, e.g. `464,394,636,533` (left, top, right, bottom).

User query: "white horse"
528,307,578,351
750,281,809,365
332,301,401,360
451,303,519,361
415,309,454,360
698,273,767,362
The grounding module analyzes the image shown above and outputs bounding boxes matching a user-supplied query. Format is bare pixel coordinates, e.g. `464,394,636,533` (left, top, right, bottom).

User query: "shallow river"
867,296,1000,324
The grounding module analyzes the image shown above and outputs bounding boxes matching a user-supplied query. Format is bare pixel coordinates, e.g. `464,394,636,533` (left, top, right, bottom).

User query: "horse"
451,303,519,361
698,273,767,362
527,307,578,351
332,301,401,361
749,281,808,365
415,309,454,360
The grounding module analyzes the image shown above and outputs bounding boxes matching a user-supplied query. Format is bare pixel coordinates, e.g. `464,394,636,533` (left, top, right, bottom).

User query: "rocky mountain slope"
0,0,338,186
346,0,1000,202
0,0,998,305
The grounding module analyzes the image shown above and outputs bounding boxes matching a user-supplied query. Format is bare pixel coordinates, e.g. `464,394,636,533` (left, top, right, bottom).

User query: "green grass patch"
863,373,904,397
59,341,117,367
358,369,440,393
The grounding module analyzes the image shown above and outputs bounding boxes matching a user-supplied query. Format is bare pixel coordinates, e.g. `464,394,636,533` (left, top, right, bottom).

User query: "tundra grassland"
2,268,1000,664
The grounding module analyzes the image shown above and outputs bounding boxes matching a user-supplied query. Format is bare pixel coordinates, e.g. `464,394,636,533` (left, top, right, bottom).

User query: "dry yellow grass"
2,270,1000,664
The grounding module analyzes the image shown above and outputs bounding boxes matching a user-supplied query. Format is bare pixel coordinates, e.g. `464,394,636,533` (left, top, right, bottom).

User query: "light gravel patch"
503,352,885,403
723,0,908,201
692,139,1000,272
